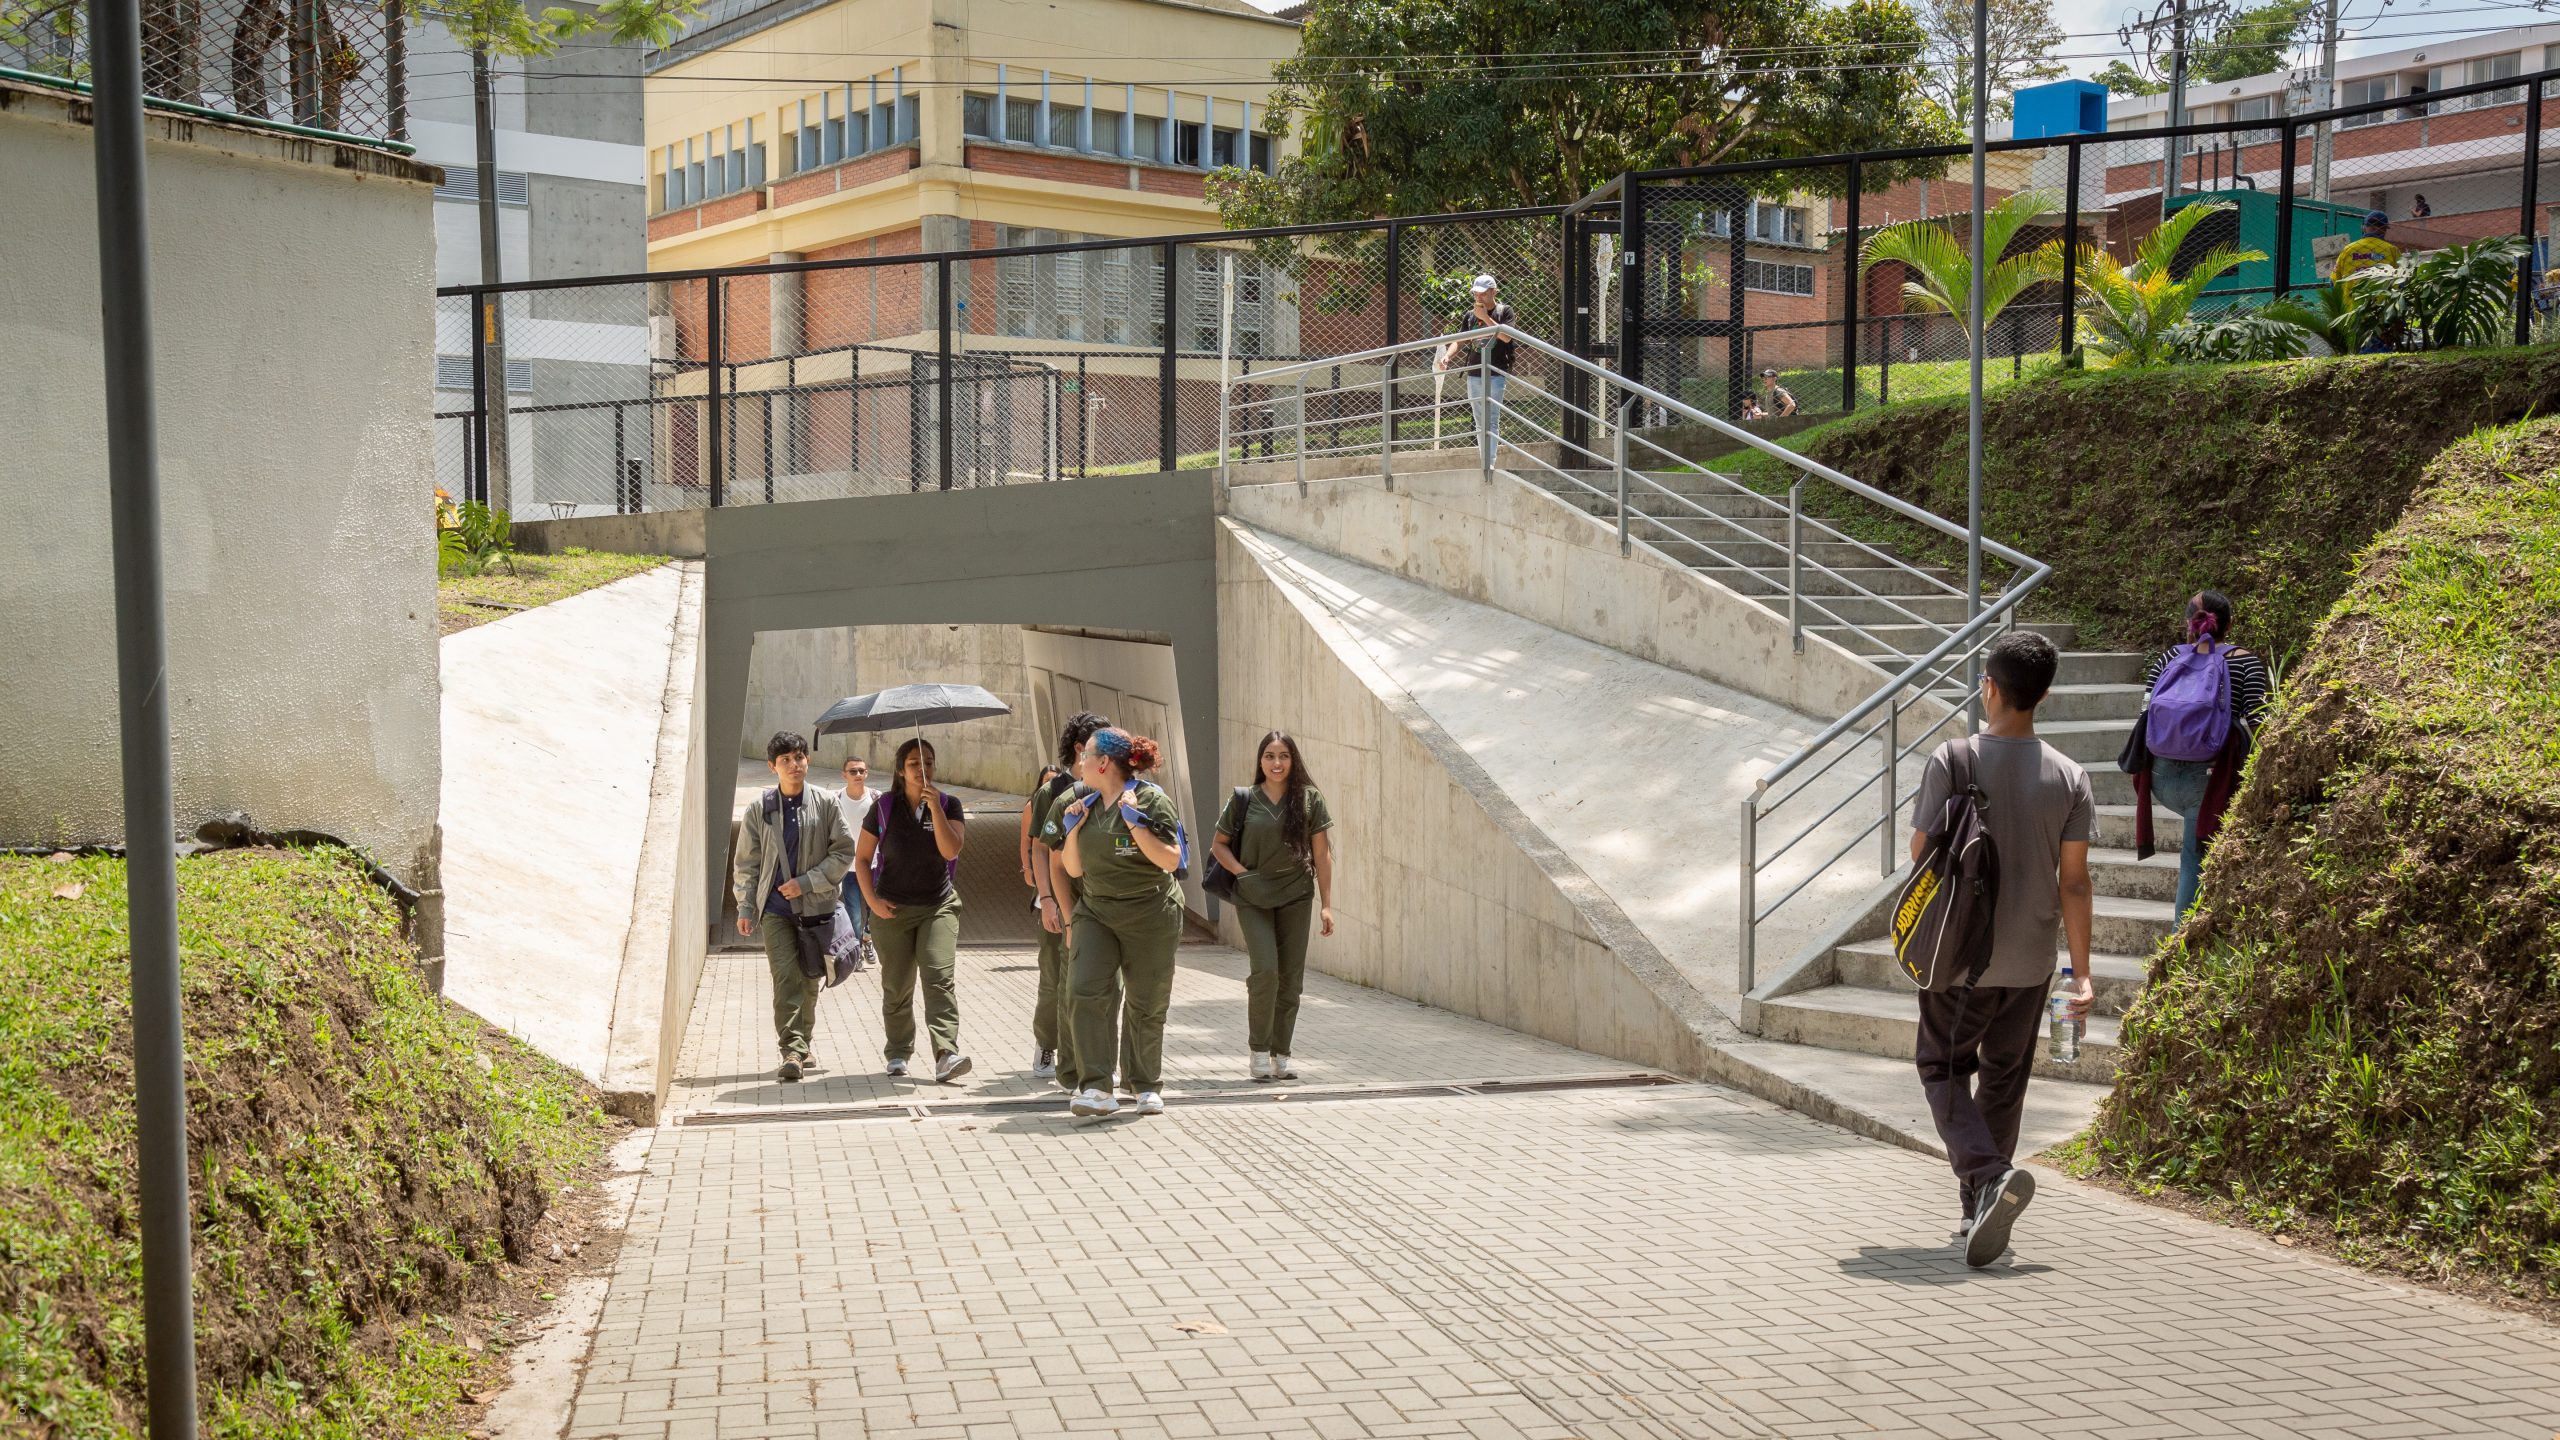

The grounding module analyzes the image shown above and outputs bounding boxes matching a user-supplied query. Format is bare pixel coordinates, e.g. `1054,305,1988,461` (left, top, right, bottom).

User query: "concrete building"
408,12,652,503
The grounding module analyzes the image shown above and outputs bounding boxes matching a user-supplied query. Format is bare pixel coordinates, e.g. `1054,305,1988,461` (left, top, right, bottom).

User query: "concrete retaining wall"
514,508,708,558
1226,467,1883,722
1216,522,1730,1074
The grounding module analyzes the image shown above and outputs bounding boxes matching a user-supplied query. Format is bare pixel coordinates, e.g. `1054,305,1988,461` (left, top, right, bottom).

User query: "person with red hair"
1044,726,1186,1118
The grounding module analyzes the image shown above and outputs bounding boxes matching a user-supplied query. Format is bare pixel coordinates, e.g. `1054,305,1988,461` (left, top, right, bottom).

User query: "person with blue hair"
1043,726,1186,1118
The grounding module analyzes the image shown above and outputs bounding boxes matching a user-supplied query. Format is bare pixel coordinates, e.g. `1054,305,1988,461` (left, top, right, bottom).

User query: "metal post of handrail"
1378,367,1394,488
1737,796,1758,995
1217,251,1235,493
1880,701,1900,876
1613,392,1630,557
1787,478,1804,653
2520,83,2544,346
706,280,726,508
1295,372,1307,488
1476,340,1492,482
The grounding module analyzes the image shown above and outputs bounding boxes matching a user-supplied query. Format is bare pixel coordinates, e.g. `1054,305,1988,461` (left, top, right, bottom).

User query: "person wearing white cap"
1436,273,1517,471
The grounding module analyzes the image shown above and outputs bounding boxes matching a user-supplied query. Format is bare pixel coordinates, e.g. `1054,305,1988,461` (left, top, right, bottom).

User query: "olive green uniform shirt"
1222,786,1334,909
1042,781,1182,927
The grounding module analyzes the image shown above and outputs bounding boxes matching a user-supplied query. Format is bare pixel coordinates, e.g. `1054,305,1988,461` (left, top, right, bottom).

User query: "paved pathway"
567,944,2560,1439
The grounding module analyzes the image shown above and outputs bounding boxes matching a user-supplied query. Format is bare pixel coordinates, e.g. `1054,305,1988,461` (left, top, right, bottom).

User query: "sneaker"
778,1057,803,1082
885,1057,910,1079
1250,1051,1275,1081
1964,1167,2036,1269
1069,1086,1119,1118
1136,1090,1166,1116
936,1052,974,1084
1032,1050,1058,1080
1272,1054,1298,1080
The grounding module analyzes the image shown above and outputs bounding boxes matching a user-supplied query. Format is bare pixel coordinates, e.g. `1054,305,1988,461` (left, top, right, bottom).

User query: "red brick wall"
646,188,766,242
803,226,927,350
769,147,918,210
1137,166,1209,199
965,145,1131,189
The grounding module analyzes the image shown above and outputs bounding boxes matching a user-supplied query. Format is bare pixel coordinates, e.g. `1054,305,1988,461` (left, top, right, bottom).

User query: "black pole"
467,299,488,505
2274,121,2298,299
471,43,510,511
1561,213,1586,451
89,0,204,1433
761,391,774,503
1075,353,1088,476
612,402,626,512
1383,220,1403,448
849,345,860,478
1843,158,1862,413
1725,197,1746,418
1159,241,1178,471
705,281,725,507
1620,176,1644,396
938,258,955,489
2521,84,2544,345
2062,140,2081,357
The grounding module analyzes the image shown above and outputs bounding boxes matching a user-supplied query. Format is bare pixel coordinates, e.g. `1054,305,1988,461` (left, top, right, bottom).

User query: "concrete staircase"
1538,466,2173,1086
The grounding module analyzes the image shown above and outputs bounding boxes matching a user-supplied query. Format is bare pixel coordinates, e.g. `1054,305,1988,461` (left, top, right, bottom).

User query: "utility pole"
2165,0,2192,200
1967,0,1987,661
2311,0,2341,200
88,0,204,1433
473,42,513,511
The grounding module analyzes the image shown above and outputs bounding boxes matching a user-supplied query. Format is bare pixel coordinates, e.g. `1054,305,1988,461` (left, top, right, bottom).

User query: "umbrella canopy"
812,683,1011,738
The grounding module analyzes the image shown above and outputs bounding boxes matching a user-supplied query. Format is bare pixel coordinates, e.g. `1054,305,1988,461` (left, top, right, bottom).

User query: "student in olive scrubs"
1029,711,1112,1088
853,737,972,1084
1208,730,1335,1082
1046,727,1184,1119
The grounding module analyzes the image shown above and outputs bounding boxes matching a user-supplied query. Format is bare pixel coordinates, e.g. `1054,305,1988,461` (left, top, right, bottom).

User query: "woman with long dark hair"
2136,590,2272,921
852,736,971,1083
1209,730,1335,1081
1044,727,1184,1118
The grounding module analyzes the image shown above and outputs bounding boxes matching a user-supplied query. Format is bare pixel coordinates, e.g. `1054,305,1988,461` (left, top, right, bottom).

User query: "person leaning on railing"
1436,273,1516,471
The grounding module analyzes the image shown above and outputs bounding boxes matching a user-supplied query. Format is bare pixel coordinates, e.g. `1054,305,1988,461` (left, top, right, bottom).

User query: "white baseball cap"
1470,274,1497,293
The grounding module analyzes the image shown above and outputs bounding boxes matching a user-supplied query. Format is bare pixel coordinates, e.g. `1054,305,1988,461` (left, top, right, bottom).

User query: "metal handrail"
1219,325,2056,999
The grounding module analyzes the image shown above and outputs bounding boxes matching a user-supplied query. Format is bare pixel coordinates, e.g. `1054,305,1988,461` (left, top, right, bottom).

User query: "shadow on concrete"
1838,1246,2056,1284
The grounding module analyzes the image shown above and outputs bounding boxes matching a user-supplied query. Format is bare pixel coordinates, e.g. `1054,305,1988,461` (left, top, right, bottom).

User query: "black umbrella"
813,682,1011,738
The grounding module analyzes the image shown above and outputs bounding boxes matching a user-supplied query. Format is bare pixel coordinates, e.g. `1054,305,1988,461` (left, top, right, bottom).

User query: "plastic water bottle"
2048,967,2082,1063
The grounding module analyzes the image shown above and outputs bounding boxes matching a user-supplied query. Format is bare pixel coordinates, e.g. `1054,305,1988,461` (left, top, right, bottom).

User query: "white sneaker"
1250,1051,1274,1081
1032,1049,1058,1080
1272,1054,1298,1080
1069,1087,1119,1118
885,1058,910,1078
1136,1090,1166,1116
935,1052,973,1083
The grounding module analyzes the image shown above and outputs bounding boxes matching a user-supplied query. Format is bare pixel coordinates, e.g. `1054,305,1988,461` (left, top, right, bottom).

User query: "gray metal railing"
1220,324,2051,993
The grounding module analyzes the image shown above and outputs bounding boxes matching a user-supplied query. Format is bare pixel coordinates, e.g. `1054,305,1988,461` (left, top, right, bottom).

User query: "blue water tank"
2013,79,2109,138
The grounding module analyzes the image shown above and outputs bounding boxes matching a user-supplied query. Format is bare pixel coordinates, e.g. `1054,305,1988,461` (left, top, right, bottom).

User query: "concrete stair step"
2033,719,2137,765
1695,564,1973,600
2057,651,2146,686
1753,983,2122,1084
2030,683,2150,724
2091,893,2176,954
2088,845,2183,903
1715,1040,2111,1163
2093,803,2183,851
1832,940,2151,1016
2089,767,2138,808
1813,621,2083,657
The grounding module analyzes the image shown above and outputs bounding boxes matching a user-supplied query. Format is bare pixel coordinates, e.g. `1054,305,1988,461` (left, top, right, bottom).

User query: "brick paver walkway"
573,945,2560,1439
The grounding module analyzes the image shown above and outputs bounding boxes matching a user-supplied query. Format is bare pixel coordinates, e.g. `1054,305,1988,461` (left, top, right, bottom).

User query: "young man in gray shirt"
1906,631,2096,1267
733,731,858,1083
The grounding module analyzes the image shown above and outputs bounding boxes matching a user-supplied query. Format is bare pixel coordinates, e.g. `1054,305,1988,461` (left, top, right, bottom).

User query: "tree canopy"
1916,0,2067,120
2090,59,2167,96
2192,0,2320,84
1211,0,1962,226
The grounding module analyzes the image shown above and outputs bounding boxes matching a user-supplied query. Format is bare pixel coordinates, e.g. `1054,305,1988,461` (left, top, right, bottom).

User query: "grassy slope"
0,849,616,1437
2074,419,2560,1302
438,549,668,635
1720,346,2560,664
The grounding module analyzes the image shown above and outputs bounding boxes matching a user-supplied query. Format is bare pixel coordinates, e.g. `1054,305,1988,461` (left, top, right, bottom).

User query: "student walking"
835,755,882,971
853,737,972,1083
1045,727,1184,1119
1436,273,1516,471
1028,711,1112,1085
2133,590,2273,922
731,731,858,1083
1208,730,1335,1081
1906,632,2096,1268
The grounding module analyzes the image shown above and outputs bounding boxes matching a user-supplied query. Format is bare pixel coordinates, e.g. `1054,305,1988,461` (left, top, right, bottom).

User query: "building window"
1250,132,1274,172
1133,113,1164,162
2231,94,2277,144
1047,104,1080,148
1100,248,1133,343
2466,52,2522,108
1749,202,1807,246
896,94,918,144
964,92,994,138
1211,126,1239,167
2340,75,2391,128
1004,96,1036,143
436,168,530,205
1089,108,1124,156
1742,260,1815,296
1174,119,1203,167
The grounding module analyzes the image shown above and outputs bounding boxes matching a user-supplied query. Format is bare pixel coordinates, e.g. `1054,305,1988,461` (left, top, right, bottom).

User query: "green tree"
2192,0,2318,83
1860,188,2065,342
1917,0,2067,121
1211,0,1960,226
2071,199,2263,366
2090,59,2166,96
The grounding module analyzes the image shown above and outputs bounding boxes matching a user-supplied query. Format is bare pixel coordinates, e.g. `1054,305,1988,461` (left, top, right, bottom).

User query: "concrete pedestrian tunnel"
453,459,1897,1124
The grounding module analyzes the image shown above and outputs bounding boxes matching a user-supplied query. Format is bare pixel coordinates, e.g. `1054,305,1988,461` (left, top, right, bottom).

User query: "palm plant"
2164,306,2317,363
2261,283,2359,356
2072,200,2262,368
1860,188,2064,343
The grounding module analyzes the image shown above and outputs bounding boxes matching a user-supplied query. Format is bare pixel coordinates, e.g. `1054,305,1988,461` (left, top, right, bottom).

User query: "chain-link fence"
4,0,411,142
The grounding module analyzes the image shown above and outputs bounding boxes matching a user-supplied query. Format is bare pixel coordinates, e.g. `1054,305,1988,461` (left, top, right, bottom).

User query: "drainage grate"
678,1070,1684,1128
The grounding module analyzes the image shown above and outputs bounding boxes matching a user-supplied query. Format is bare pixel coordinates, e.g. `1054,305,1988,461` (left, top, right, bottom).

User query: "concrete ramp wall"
1216,522,1733,1074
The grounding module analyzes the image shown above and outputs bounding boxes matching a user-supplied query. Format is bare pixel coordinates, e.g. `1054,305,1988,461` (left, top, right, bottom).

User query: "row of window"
1697,202,1814,248
962,91,1275,173
990,227,1290,353
1742,260,1816,296
788,92,920,178
2104,47,2553,163
662,128,767,211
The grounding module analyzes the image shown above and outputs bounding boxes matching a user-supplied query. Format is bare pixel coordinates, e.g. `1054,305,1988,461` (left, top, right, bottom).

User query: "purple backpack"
2148,641,2232,761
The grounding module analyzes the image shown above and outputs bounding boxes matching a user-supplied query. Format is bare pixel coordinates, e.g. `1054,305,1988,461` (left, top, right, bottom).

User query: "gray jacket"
733,784,857,921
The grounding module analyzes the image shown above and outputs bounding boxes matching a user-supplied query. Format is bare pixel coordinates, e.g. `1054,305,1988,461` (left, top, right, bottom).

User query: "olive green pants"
1068,895,1182,1095
1035,923,1074,1074
1235,894,1315,1055
758,913,824,1061
874,891,963,1062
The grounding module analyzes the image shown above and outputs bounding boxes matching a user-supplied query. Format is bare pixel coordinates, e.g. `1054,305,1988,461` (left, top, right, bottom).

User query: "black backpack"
1892,737,2002,992
1202,787,1251,902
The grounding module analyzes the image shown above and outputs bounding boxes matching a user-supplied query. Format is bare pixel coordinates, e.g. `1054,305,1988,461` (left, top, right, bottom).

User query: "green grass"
438,548,668,635
2077,417,2560,1303
1747,352,2065,415
0,848,616,1436
1714,345,2560,664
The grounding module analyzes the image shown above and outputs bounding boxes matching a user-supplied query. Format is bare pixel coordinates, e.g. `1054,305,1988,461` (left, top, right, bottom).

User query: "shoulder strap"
1220,786,1250,837
761,786,780,818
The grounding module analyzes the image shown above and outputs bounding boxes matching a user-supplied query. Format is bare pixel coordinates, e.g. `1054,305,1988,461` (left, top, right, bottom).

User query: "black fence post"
2274,121,2298,301
706,279,726,509
938,257,956,489
762,392,775,503
849,345,861,481
1075,353,1088,476
2521,83,2545,345
1725,193,1746,419
612,402,626,512
1561,213,1587,451
1620,176,1644,399
467,291,489,505
2061,140,2081,358
1384,219,1403,449
1159,241,1179,472
1843,159,1862,414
